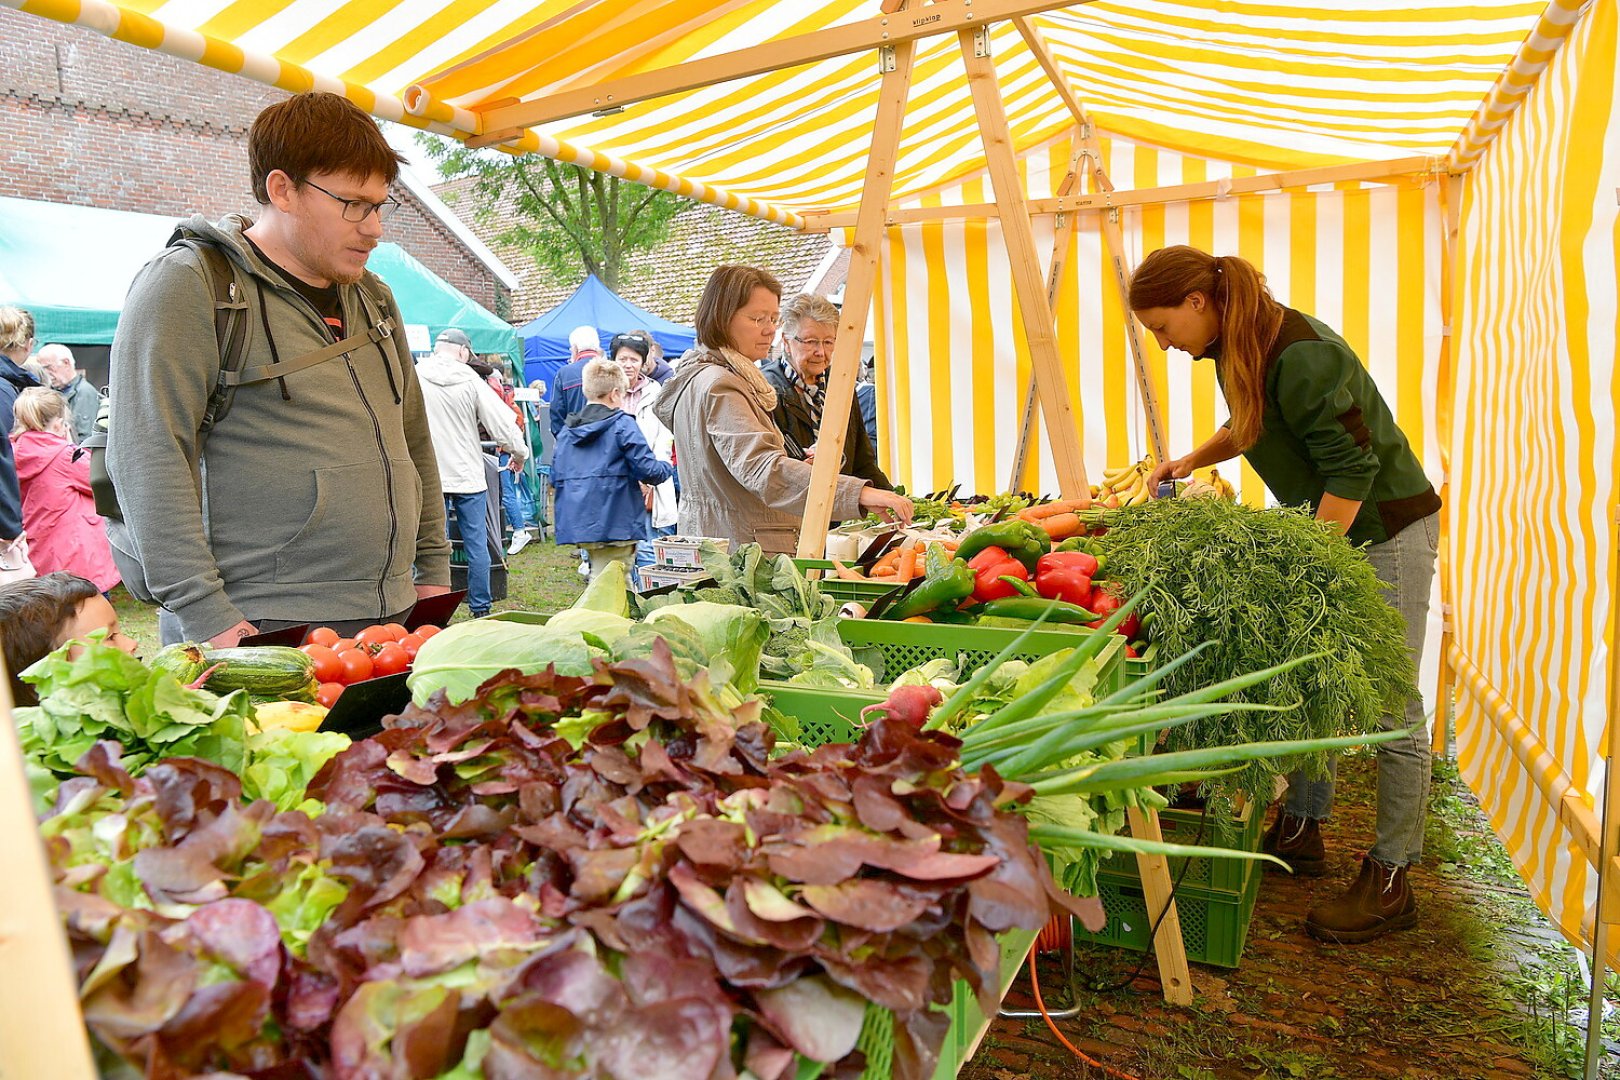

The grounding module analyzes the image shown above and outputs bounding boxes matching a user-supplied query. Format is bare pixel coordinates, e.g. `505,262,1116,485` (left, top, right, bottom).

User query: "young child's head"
582,358,628,408
0,573,139,705
12,385,70,438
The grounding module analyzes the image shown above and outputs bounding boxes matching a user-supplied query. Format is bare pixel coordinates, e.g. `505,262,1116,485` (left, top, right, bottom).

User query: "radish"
861,684,945,729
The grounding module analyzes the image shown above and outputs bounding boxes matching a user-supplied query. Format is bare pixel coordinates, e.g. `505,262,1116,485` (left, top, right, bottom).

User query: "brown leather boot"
1305,855,1417,943
1260,810,1326,876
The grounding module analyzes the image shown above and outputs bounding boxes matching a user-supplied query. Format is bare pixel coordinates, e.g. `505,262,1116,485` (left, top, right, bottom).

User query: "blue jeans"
1284,512,1439,865
446,491,492,616
497,453,529,532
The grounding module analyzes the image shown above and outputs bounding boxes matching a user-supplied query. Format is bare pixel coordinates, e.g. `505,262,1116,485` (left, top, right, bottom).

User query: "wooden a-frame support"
1006,19,1167,491
797,11,1191,1007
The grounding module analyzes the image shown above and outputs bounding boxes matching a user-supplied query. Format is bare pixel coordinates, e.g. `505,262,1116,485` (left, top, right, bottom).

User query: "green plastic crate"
1073,855,1263,968
793,558,904,606
835,618,1126,699
1096,801,1262,895
761,682,881,748
832,927,1036,1080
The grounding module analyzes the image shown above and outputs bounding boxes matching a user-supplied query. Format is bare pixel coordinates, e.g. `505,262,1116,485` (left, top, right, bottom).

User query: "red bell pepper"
1083,588,1141,639
966,546,1029,603
1034,551,1094,608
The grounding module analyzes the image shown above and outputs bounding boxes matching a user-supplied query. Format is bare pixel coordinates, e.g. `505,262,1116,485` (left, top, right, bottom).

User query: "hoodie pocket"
274,461,386,583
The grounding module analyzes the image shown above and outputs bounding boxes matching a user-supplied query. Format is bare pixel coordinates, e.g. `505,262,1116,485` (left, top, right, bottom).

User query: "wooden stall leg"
1127,805,1195,1006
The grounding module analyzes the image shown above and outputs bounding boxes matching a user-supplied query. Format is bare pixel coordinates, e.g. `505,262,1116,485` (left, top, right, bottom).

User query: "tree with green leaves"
419,133,688,292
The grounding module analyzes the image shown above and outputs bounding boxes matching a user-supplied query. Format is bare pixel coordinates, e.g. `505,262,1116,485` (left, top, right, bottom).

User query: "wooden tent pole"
1008,131,1087,492
1433,170,1463,758
795,36,916,557
1587,490,1620,1078
0,662,97,1079
958,27,1089,500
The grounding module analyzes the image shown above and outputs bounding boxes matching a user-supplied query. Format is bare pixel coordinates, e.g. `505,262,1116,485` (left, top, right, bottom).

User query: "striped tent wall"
1449,0,1619,953
863,134,1444,498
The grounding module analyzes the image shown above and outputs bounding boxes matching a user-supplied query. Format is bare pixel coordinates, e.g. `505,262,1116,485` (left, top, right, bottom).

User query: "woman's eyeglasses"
741,313,780,329
790,335,837,352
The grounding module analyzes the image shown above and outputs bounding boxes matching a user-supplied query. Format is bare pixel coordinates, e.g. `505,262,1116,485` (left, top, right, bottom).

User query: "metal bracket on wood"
878,44,897,73
973,26,992,57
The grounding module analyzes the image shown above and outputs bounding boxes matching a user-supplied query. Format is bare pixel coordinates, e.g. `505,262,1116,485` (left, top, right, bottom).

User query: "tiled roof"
433,177,832,325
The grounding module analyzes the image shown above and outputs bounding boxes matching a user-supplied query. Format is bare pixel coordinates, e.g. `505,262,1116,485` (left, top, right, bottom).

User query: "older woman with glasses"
653,265,912,554
762,293,891,490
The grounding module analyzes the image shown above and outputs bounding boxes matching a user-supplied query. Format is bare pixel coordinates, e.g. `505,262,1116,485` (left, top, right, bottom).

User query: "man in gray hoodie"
416,328,527,618
108,93,451,646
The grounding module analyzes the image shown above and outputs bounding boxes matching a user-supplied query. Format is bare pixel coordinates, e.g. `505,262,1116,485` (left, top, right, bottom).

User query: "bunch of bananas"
1090,457,1155,508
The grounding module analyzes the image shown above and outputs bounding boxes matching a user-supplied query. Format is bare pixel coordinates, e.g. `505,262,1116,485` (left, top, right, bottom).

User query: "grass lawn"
110,539,587,649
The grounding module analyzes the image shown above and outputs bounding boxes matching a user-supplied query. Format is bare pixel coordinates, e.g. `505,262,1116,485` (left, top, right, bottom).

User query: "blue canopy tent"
0,195,520,372
516,274,695,394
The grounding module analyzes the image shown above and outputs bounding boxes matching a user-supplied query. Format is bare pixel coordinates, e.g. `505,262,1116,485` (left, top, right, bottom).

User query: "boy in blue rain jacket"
552,359,675,582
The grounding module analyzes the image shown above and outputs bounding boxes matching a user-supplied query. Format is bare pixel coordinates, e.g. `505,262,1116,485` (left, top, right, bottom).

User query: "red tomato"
333,637,356,653
398,633,425,660
383,622,410,641
415,624,441,640
316,681,345,709
299,643,342,684
356,625,395,648
337,649,374,684
307,626,340,648
372,643,410,677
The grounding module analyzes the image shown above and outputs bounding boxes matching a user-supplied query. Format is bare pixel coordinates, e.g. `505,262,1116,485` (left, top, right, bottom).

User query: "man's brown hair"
249,92,406,204
694,265,781,352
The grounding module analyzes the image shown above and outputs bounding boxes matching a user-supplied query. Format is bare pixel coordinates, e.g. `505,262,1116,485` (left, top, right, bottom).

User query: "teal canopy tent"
0,195,517,363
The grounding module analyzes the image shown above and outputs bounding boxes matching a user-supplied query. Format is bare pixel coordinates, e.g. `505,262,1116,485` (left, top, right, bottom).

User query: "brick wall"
0,7,506,312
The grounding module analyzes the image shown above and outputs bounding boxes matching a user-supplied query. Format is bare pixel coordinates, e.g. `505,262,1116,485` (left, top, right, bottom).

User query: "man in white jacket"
416,328,527,618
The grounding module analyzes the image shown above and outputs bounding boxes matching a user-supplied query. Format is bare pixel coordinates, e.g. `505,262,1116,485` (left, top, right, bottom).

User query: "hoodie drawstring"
253,279,293,402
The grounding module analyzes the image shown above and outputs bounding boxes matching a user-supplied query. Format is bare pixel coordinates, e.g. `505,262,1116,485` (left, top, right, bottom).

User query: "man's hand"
415,584,452,599
208,620,258,648
506,455,524,474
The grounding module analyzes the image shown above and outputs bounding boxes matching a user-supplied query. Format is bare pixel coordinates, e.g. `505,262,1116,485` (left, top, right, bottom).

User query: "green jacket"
108,214,451,640
1212,308,1439,546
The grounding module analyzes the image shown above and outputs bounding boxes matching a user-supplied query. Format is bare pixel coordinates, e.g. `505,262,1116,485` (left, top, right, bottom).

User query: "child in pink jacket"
10,387,119,591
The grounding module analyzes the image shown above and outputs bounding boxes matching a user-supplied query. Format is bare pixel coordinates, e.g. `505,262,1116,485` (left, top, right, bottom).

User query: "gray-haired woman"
652,266,911,554
760,293,891,490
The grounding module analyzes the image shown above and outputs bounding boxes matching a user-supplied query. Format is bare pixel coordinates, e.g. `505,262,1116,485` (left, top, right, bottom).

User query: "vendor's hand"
859,487,914,527
208,620,258,648
415,584,452,599
506,455,524,473
1147,456,1192,495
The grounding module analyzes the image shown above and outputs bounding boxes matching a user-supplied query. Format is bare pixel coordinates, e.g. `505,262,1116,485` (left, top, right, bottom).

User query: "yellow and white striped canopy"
6,0,1558,223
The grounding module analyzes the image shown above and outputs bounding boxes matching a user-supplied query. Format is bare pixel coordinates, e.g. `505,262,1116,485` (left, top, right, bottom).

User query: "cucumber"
199,646,318,699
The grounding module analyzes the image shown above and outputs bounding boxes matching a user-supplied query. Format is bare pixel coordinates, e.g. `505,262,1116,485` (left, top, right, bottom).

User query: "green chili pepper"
977,596,1100,624
886,559,977,620
957,520,1048,570
1000,575,1040,597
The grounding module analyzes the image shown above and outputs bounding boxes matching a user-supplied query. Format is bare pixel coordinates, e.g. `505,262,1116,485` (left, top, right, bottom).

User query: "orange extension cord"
1028,917,1144,1080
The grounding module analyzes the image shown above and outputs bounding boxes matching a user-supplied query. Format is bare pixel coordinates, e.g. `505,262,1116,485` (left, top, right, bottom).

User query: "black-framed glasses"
304,180,400,222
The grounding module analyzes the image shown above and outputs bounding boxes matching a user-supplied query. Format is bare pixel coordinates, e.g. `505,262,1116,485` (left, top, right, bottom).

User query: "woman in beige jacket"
652,266,912,554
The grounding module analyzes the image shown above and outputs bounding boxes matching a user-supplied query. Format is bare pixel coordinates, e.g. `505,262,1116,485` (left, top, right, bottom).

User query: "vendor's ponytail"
1130,247,1282,452
1212,254,1284,451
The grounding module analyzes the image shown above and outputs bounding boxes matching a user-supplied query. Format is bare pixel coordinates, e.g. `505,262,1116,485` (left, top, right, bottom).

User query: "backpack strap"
224,317,396,387
167,232,252,438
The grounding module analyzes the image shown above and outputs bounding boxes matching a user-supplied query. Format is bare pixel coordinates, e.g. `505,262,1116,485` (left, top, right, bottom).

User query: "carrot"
1019,499,1090,522
832,559,867,581
1037,513,1083,540
896,542,917,584
871,566,898,577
